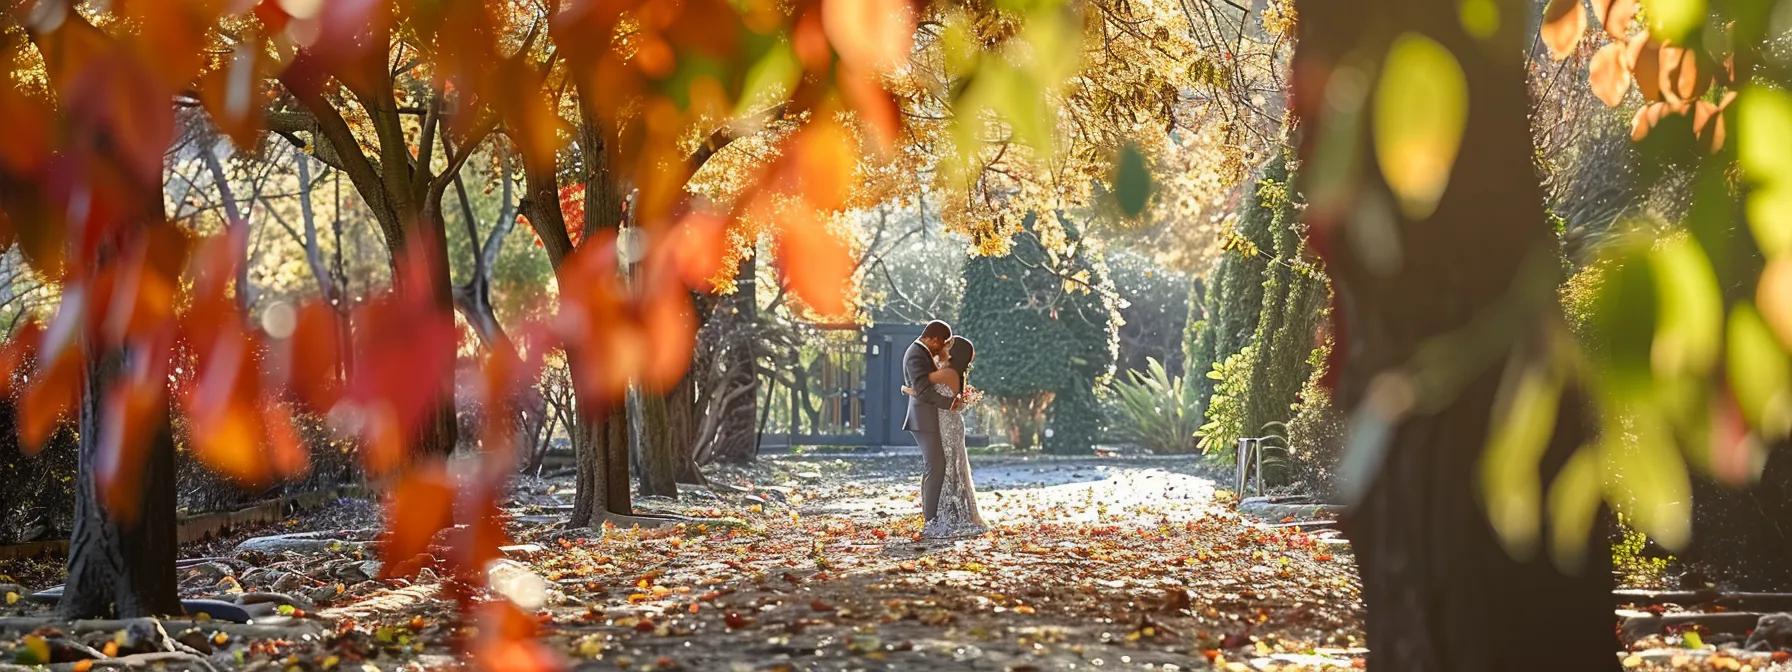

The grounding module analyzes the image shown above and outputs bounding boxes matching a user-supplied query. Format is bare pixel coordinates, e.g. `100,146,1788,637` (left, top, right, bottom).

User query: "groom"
903,320,958,522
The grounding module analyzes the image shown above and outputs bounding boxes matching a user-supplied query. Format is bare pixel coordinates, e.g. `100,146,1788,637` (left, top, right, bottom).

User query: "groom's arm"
906,348,955,410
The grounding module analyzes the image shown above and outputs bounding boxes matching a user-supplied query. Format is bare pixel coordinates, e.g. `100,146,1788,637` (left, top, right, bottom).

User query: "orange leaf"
838,66,901,154
774,203,855,319
471,601,565,672
791,116,858,212
1692,98,1726,154
821,0,916,75
1541,0,1586,61
1657,44,1710,106
1630,101,1670,141
262,403,312,481
1624,35,1663,102
663,211,727,291
379,463,456,579
20,344,81,454
638,276,696,392
1592,0,1637,40
1589,42,1630,108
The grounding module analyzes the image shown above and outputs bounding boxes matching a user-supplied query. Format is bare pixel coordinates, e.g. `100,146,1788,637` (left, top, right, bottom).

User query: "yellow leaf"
1374,32,1469,220
21,635,48,665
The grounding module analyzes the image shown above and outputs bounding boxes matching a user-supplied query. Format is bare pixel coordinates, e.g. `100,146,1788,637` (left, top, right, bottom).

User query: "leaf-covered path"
521,455,1366,670
0,455,1370,671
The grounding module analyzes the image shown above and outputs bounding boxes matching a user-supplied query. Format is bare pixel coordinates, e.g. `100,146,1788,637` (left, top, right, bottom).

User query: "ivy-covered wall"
958,214,1119,454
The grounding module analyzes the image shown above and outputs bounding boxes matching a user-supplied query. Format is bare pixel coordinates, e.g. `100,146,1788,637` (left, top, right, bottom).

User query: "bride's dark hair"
944,336,975,376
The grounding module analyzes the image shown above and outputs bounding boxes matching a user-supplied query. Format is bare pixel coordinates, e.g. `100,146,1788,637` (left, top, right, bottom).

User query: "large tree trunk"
1292,1,1616,669
59,349,180,619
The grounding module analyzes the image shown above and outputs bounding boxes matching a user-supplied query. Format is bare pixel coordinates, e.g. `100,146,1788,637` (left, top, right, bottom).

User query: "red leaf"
661,210,728,291
98,342,171,524
20,340,81,454
282,300,345,413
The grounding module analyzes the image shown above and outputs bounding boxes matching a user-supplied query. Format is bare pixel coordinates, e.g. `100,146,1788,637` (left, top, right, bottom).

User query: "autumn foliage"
0,0,929,666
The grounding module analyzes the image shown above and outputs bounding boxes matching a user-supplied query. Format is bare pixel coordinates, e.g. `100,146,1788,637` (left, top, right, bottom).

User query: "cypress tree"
1182,155,1292,414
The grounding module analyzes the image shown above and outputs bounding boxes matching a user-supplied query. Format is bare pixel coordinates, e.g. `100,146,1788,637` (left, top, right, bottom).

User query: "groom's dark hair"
921,320,952,341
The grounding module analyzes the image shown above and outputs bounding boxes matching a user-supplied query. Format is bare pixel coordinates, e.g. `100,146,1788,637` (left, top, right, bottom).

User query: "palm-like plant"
1109,357,1202,454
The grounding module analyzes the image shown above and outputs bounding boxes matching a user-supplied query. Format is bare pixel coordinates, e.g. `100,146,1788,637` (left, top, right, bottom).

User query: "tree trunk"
708,257,760,463
397,202,462,458
666,369,705,484
59,349,179,619
1291,1,1617,669
633,387,679,499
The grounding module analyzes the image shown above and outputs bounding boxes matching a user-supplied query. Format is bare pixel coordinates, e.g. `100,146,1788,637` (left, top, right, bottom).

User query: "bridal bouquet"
957,385,985,409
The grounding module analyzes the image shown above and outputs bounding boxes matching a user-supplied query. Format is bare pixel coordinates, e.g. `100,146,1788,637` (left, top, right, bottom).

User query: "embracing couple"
901,320,988,539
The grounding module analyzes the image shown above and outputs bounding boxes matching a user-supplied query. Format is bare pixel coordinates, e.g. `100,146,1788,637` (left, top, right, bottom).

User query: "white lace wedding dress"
921,382,987,538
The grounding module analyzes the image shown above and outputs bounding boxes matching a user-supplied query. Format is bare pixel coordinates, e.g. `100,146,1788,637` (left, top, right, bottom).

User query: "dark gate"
758,323,985,450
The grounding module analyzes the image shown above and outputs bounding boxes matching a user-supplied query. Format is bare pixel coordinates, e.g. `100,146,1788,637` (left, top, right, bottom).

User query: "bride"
904,336,987,539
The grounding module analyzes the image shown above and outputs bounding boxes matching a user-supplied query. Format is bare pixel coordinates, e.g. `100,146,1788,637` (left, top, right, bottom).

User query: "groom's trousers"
912,430,947,520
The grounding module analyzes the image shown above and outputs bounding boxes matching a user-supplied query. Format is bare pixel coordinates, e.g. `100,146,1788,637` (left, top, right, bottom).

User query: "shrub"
1197,346,1253,457
958,213,1119,455
1108,357,1201,454
1286,339,1345,497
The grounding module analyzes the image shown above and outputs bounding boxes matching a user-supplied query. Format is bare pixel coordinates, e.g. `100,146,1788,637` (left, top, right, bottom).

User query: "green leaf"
1589,244,1660,398
1648,237,1722,377
1748,184,1792,258
1739,87,1792,179
1547,448,1603,571
734,41,800,116
1683,629,1705,649
1374,32,1468,220
1644,0,1707,44
1726,304,1792,437
1602,410,1693,551
1458,0,1501,40
1113,143,1155,219
1480,362,1562,559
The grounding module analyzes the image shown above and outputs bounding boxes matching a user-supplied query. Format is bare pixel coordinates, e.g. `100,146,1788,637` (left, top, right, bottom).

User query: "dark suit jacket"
901,340,955,433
